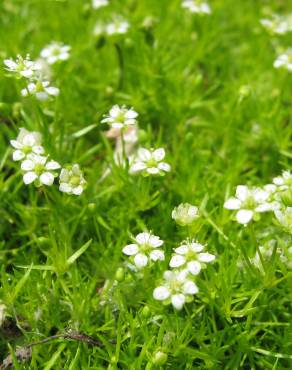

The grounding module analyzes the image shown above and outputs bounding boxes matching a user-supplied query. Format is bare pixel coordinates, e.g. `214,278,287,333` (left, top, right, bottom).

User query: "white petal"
158,162,171,172
150,250,165,261
136,232,150,245
109,105,121,118
21,159,35,171
174,245,188,255
36,92,49,101
171,294,185,310
137,148,151,161
59,183,72,193
149,235,163,248
152,148,165,161
12,150,25,161
134,253,148,268
198,253,216,263
46,160,61,170
32,146,45,155
122,244,139,256
236,185,249,201
153,286,170,301
190,242,204,252
169,255,186,268
163,270,174,281
236,209,254,224
147,167,159,175
10,140,22,149
125,109,138,119
224,197,241,210
187,261,201,275
23,134,37,146
72,186,84,195
23,172,37,184
46,87,59,96
183,281,199,295
40,172,54,186
129,162,146,173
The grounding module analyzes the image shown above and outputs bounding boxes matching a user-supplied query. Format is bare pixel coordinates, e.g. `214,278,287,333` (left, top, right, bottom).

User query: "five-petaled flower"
21,80,59,101
4,54,40,79
59,164,86,195
169,240,215,275
122,232,165,269
172,203,199,226
21,154,61,186
153,270,198,310
101,105,138,129
129,148,171,176
40,42,71,65
224,185,272,224
10,128,44,161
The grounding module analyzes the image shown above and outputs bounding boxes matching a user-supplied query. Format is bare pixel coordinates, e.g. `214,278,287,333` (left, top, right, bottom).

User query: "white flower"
172,203,199,226
273,171,292,191
153,270,198,310
122,232,164,269
274,207,292,231
181,0,211,14
92,0,109,9
3,54,40,79
40,42,71,65
129,148,171,176
59,164,86,195
273,48,292,72
21,154,61,186
169,240,215,275
224,185,272,224
21,80,59,101
101,105,138,129
94,18,130,36
10,128,44,161
260,14,292,35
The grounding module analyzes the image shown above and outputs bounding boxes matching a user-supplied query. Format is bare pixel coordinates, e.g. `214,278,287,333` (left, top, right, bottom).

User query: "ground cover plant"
0,0,292,368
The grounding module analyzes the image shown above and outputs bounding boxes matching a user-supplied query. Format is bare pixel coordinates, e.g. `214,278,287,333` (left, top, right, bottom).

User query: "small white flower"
21,154,61,186
3,54,40,79
153,270,198,310
273,171,292,191
224,185,271,224
40,42,71,65
172,203,199,226
181,0,211,14
92,0,109,9
122,232,164,269
169,240,215,275
274,207,292,231
21,80,59,101
129,148,171,176
10,128,44,161
260,14,292,35
59,164,86,195
101,105,138,129
273,48,292,72
94,18,130,36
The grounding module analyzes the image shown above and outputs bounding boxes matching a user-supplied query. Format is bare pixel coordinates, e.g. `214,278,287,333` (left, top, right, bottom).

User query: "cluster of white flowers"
4,42,70,101
181,0,211,15
260,13,292,35
102,105,171,177
10,128,85,194
224,170,292,231
94,17,130,36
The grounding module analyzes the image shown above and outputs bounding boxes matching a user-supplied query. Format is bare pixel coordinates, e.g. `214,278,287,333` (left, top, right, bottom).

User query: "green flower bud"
153,351,168,366
115,267,125,282
141,305,151,318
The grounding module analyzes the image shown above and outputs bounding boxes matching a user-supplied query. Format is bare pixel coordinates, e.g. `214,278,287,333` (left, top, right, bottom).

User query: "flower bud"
115,267,125,282
88,203,97,213
153,351,168,365
141,305,151,318
172,203,199,226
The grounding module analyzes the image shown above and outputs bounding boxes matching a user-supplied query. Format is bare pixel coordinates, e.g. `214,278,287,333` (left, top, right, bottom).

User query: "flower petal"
12,150,25,161
236,209,254,224
150,250,165,261
59,183,72,193
23,172,37,184
158,162,171,172
40,172,54,186
136,232,150,245
122,244,139,256
153,286,170,301
235,185,249,201
46,160,61,170
152,148,165,161
134,253,148,269
183,281,199,295
198,253,216,263
137,148,151,161
187,261,201,275
21,159,35,171
174,245,188,255
169,255,185,268
171,294,185,310
224,197,241,210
